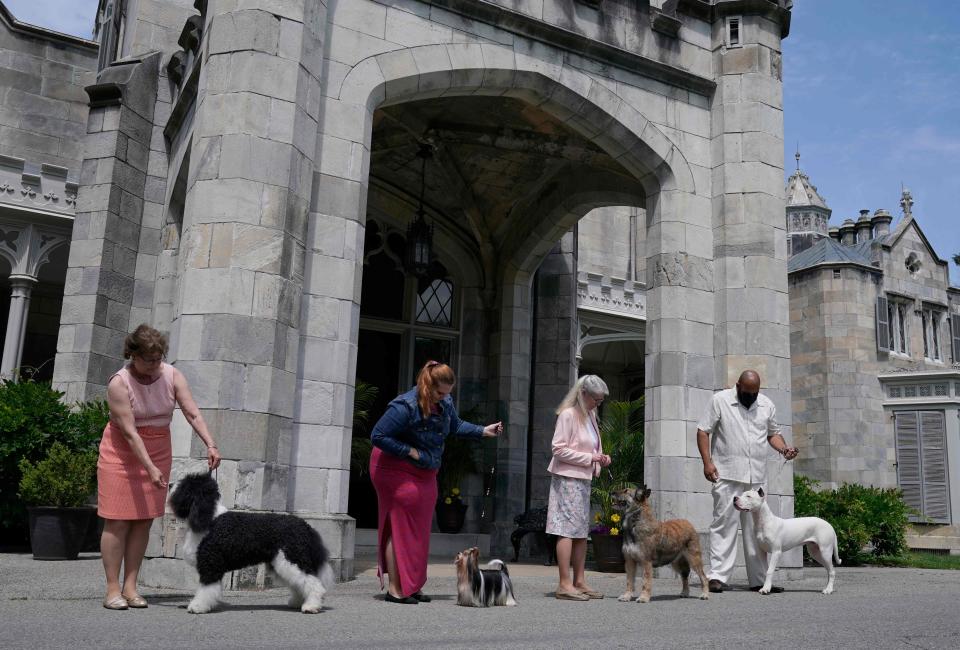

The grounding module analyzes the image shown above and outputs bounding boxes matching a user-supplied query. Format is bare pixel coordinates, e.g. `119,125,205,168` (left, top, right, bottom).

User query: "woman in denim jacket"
370,361,502,604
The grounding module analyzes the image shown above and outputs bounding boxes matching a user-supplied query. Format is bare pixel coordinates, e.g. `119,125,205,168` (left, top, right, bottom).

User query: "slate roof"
787,236,882,274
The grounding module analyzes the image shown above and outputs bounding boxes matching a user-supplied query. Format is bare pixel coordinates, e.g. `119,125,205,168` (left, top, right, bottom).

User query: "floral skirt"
545,474,592,539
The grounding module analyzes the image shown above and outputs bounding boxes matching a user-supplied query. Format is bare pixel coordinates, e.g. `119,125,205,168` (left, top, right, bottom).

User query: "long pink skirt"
97,422,172,520
369,447,438,597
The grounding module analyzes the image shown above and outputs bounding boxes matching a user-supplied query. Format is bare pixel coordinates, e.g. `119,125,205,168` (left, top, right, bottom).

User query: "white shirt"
696,388,781,484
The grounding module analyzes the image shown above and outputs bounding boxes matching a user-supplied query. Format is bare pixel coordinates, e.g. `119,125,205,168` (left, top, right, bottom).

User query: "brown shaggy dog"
611,485,710,603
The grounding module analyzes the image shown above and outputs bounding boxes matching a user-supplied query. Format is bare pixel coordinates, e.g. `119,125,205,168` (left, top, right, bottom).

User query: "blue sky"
6,0,960,283
785,0,960,284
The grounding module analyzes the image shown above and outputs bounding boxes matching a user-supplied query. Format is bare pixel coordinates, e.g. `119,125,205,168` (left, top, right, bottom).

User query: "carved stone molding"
576,271,647,321
0,155,77,217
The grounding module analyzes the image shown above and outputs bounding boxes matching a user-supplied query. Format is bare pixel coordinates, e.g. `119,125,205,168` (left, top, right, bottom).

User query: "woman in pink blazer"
545,374,611,600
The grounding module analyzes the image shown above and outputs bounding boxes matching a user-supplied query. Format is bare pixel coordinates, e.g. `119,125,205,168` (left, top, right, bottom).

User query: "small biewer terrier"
169,472,333,614
454,546,518,607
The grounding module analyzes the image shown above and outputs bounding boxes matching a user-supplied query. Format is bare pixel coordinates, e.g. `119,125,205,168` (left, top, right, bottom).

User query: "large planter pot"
26,506,95,560
591,532,625,572
81,514,105,553
435,502,467,534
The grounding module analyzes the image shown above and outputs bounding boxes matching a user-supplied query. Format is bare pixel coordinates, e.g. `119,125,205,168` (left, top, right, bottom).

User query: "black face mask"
737,390,758,409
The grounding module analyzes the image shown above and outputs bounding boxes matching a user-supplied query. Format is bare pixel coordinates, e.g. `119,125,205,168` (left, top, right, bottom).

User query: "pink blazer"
546,407,603,479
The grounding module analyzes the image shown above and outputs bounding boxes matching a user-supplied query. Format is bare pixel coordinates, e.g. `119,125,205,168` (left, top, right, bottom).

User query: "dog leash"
479,465,495,520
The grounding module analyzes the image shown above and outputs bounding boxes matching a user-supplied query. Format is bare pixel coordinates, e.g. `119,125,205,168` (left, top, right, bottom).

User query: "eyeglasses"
137,355,163,364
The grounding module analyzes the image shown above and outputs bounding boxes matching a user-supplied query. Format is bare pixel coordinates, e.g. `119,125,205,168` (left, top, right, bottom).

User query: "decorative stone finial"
900,187,913,218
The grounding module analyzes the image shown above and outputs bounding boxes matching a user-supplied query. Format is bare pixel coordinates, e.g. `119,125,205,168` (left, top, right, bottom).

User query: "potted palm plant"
19,442,98,560
590,398,644,572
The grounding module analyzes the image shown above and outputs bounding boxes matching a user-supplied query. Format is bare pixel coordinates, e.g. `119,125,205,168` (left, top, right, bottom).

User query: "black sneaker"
411,591,431,602
708,579,725,593
749,585,785,593
385,592,419,604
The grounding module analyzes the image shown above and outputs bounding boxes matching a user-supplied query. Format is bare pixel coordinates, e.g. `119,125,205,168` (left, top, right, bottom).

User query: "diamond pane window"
416,278,453,326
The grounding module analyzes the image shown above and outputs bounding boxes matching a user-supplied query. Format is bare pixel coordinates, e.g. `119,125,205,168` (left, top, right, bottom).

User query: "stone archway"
296,42,712,554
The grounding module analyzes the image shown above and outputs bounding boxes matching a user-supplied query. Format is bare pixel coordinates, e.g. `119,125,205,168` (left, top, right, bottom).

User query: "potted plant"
590,398,644,573
18,442,98,560
347,381,379,528
436,486,468,533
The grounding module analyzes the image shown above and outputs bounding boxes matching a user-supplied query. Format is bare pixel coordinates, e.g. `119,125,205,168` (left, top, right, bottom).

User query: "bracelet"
207,445,218,449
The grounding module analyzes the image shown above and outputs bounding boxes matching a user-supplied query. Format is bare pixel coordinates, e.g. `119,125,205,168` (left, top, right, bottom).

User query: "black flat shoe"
385,592,418,604
749,585,785,593
411,591,431,602
708,579,725,593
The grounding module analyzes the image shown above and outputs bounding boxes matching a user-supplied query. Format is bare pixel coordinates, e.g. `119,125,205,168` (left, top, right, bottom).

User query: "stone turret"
872,209,893,237
839,219,857,246
785,152,831,256
856,209,873,241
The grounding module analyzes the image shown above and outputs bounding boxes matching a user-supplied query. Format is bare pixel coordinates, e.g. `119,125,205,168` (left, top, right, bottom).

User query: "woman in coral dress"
97,324,221,610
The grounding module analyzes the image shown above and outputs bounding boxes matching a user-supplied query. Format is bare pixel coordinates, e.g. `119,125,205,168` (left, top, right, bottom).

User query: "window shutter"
876,296,890,352
894,412,923,520
952,314,960,364
919,411,951,524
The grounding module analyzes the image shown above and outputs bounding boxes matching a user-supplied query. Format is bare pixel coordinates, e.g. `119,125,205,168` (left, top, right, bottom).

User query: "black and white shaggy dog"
454,546,517,607
169,472,333,614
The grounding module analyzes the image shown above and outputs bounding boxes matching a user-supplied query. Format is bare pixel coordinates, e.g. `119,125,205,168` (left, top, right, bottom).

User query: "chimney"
872,209,893,237
856,209,873,241
839,218,857,246
828,226,841,242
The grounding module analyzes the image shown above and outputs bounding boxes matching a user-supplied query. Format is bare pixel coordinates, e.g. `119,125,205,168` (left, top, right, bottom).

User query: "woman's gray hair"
555,374,609,417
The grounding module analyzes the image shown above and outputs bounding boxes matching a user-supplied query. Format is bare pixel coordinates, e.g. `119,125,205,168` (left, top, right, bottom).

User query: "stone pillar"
487,272,534,554
856,210,873,242
0,275,38,380
53,53,161,403
158,0,345,582
529,235,578,507
708,3,798,576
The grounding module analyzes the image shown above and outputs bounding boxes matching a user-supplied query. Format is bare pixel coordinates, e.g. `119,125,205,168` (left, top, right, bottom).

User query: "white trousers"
708,478,768,587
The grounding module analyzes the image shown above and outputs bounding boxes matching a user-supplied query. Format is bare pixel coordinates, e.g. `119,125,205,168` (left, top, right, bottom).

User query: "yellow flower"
610,527,620,536
451,488,460,496
611,514,621,523
444,497,452,504
594,513,602,522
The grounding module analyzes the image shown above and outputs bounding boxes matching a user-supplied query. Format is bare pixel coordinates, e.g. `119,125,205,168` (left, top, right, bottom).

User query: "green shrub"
0,380,109,536
18,442,98,508
793,474,911,564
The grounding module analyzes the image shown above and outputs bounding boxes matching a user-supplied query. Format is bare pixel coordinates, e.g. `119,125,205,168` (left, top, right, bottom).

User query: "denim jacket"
370,387,483,469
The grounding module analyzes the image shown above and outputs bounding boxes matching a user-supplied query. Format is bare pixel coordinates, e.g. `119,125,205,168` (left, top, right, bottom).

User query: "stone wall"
0,11,97,170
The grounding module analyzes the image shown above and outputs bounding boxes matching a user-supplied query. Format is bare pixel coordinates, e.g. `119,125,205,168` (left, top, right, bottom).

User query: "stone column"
159,0,337,582
708,4,798,575
529,235,578,507
52,53,160,403
1,275,38,380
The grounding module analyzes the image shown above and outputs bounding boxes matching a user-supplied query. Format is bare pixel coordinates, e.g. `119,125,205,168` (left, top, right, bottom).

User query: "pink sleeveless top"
110,362,177,428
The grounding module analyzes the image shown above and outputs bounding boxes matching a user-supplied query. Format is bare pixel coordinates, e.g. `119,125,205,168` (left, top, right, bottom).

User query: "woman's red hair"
416,360,456,417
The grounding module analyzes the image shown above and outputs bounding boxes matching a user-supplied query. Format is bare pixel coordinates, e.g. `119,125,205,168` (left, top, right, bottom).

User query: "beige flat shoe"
103,595,129,610
577,588,604,599
555,590,589,601
122,593,148,608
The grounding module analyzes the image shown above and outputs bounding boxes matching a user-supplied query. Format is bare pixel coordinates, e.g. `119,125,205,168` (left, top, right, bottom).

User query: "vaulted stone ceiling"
369,95,645,254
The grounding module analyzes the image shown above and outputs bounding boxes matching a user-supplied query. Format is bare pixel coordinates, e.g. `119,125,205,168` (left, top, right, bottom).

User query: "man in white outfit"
696,370,798,593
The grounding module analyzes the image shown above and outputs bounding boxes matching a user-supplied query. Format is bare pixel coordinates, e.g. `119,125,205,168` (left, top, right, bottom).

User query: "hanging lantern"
405,144,434,276
405,209,433,276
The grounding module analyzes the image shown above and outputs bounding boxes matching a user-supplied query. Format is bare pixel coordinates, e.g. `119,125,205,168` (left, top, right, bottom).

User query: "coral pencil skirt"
97,422,172,520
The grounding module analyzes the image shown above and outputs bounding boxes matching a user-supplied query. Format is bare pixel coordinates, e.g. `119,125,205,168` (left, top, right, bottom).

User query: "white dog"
733,488,840,595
